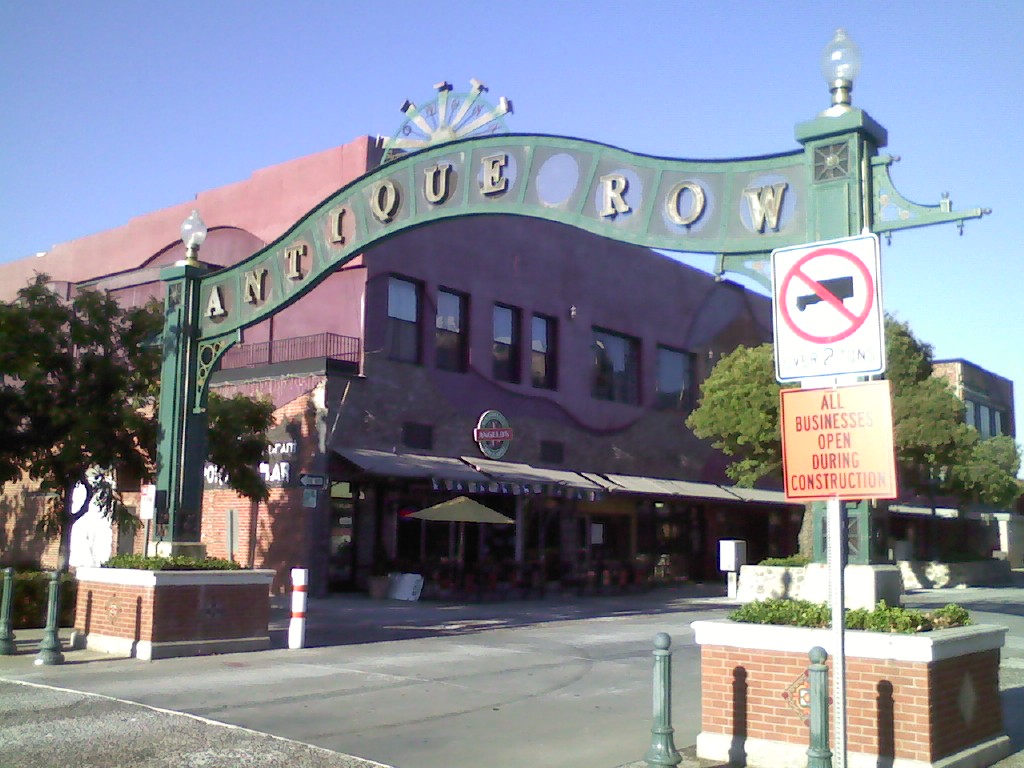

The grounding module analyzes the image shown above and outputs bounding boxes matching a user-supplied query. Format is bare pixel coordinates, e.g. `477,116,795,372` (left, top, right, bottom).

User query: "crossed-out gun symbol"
796,276,854,310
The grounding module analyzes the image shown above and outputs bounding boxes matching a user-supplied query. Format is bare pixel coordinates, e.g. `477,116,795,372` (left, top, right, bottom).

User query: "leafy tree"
206,392,275,502
0,274,275,569
684,343,783,486
686,315,1021,510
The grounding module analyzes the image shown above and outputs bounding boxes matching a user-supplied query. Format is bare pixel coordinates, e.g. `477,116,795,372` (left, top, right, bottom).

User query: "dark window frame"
493,303,521,383
435,287,468,372
654,345,695,412
591,327,640,404
386,275,421,364
531,313,557,390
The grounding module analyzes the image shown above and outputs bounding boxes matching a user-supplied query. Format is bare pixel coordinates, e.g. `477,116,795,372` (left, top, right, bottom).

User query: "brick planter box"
72,567,275,661
692,619,1009,768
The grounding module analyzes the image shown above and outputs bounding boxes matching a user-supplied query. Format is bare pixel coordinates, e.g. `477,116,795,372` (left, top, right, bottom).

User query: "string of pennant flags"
429,477,603,501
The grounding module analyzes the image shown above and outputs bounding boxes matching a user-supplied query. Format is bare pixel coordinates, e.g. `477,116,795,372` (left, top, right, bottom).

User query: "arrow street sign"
771,234,885,382
299,473,326,488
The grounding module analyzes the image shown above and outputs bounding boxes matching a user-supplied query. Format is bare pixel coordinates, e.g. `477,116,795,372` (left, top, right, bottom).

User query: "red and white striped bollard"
289,568,308,649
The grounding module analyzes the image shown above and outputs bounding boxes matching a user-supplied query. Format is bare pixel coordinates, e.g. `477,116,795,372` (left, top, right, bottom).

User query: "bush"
101,554,241,571
758,555,810,567
729,599,831,628
4,571,77,629
729,598,971,634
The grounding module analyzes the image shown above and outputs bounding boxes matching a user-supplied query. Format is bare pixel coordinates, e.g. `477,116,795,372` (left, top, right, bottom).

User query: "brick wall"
693,620,1007,766
74,580,153,641
74,569,275,658
202,382,325,593
0,472,61,568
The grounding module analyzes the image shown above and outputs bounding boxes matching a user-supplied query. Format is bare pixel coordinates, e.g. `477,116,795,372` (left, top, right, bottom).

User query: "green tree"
683,343,783,486
687,315,1021,509
0,274,275,569
206,392,275,502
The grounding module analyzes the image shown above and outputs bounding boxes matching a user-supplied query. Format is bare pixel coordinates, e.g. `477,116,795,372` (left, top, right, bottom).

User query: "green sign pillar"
154,261,211,554
794,96,888,566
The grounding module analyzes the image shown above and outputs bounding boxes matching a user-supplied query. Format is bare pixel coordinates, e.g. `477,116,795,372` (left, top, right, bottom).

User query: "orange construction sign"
780,380,898,501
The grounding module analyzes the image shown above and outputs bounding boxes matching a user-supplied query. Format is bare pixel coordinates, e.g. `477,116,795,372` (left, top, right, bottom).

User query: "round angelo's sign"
474,410,513,460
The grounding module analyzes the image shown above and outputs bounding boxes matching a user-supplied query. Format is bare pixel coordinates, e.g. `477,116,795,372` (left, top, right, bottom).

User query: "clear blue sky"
2,1,1022,457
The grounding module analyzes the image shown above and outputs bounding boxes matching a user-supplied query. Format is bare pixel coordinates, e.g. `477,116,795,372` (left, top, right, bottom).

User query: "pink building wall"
0,136,380,300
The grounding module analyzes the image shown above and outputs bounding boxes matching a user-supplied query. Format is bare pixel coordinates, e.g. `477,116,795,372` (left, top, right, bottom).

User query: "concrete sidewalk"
2,581,1022,768
1,679,722,768
2,583,734,768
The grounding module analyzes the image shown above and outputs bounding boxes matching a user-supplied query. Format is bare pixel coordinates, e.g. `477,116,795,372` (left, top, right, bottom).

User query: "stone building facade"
1,134,807,594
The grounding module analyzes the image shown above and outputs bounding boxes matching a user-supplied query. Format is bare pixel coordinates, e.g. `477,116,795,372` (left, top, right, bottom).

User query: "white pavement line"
1,678,394,768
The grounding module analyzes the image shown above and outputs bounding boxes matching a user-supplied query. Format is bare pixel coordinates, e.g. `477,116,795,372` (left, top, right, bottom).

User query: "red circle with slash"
779,247,874,344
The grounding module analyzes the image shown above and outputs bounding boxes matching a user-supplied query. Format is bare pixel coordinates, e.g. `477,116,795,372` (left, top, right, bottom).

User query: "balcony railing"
219,332,360,370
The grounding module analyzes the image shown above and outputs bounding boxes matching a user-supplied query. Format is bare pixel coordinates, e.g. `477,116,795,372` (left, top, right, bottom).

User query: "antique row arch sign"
155,102,986,542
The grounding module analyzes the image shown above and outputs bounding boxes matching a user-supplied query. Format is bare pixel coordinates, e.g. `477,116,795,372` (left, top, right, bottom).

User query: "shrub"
931,603,972,629
758,555,810,567
729,598,971,634
5,571,77,629
101,554,241,571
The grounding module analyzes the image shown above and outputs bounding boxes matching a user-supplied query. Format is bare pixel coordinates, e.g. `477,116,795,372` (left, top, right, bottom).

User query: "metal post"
35,571,65,665
807,646,832,768
644,632,682,767
154,262,210,553
827,497,848,768
0,567,16,655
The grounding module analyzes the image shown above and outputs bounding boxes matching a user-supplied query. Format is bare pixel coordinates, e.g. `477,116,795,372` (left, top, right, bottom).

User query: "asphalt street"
1,580,1022,768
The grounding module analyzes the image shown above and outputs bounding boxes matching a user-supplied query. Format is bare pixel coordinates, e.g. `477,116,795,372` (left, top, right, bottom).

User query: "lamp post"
152,210,211,556
180,209,207,267
819,28,862,115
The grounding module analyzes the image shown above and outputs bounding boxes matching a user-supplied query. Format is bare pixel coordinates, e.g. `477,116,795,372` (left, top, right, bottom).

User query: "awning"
407,496,515,524
460,457,603,492
888,503,960,519
722,487,794,505
598,473,737,501
335,448,797,507
335,448,490,484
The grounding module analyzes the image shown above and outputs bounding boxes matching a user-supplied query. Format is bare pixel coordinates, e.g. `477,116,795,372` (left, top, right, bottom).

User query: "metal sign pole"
827,495,847,768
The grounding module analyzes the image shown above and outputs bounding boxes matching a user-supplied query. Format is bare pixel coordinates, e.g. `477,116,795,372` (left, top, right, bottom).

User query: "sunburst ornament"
378,79,513,165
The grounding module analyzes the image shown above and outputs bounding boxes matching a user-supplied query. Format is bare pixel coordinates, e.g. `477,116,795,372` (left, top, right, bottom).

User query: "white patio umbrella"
406,497,514,566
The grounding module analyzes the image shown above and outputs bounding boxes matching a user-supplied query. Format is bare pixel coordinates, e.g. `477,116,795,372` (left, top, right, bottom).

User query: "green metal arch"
195,133,813,342
194,130,988,344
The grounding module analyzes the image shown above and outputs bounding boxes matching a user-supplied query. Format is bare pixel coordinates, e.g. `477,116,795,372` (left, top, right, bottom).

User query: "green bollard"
807,646,832,768
644,632,682,767
35,571,65,666
0,567,15,655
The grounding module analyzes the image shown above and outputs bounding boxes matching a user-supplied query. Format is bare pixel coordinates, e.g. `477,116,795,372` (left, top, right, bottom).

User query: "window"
435,289,467,372
387,277,420,363
540,440,564,464
493,304,520,382
979,404,991,439
531,314,557,389
964,399,976,429
655,346,694,411
402,422,434,450
592,328,639,404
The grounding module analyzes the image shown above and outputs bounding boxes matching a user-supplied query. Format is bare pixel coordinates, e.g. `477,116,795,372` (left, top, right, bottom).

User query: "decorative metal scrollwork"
194,333,238,411
813,142,850,182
